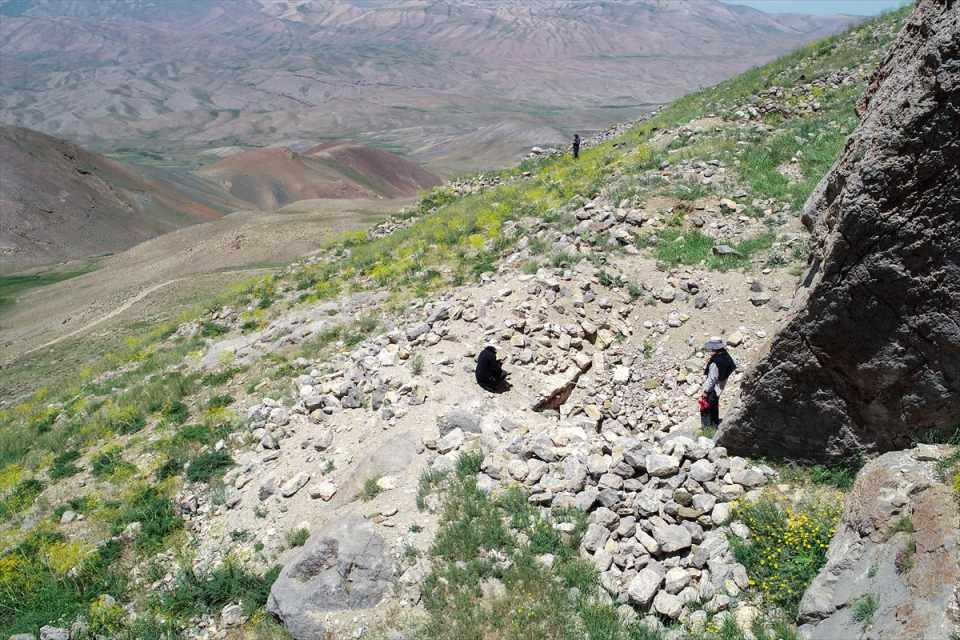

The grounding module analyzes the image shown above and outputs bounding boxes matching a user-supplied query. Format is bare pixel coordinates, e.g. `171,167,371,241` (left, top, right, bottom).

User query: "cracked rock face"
267,517,393,640
719,0,960,461
797,446,960,640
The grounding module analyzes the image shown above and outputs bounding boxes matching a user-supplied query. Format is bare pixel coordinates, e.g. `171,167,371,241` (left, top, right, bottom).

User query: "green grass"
155,561,280,619
0,531,127,636
409,353,425,376
654,229,775,270
852,594,878,627
110,485,182,552
889,515,914,536
0,478,45,520
776,457,863,490
416,467,449,511
207,394,235,409
0,264,97,314
730,495,841,616
91,447,136,479
185,450,234,483
414,450,668,640
200,367,246,387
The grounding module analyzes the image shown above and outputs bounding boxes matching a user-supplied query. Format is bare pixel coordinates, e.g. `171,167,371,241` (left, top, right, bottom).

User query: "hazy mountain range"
0,0,858,172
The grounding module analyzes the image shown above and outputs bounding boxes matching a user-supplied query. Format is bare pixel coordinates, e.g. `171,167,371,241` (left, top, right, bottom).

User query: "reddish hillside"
197,144,441,210
0,125,243,273
306,142,442,198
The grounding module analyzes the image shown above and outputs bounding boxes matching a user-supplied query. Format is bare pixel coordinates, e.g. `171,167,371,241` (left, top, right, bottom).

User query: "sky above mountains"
724,0,912,15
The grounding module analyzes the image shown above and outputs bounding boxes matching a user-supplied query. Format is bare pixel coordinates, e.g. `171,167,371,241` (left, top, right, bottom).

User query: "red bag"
698,395,710,411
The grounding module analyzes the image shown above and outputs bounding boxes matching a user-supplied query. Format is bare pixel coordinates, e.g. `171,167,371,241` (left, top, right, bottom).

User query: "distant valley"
0,0,858,174
0,126,438,272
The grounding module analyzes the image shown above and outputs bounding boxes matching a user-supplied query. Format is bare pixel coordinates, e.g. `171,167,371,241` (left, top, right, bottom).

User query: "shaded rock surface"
798,446,960,640
719,0,960,461
267,517,394,640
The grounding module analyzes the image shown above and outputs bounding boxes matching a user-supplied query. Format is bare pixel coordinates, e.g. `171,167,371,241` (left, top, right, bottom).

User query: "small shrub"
101,403,147,435
889,515,914,536
285,528,310,548
0,478,45,520
409,354,424,376
808,459,861,489
207,394,235,410
895,539,917,574
200,321,229,338
186,450,234,483
201,368,244,387
161,400,190,425
360,476,383,502
416,467,447,511
731,495,841,615
49,449,82,479
852,594,878,626
521,260,540,275
91,447,135,479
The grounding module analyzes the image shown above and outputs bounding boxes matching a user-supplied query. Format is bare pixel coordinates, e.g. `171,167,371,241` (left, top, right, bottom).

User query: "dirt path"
20,269,268,358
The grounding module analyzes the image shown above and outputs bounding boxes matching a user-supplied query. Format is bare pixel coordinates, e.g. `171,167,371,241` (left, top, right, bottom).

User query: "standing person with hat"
700,337,737,429
572,133,581,160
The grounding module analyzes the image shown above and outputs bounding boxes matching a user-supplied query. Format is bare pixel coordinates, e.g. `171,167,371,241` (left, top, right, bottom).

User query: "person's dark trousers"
700,390,720,428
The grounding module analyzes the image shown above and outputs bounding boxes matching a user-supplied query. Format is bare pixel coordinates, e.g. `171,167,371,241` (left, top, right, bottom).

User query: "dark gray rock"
797,447,960,640
268,517,394,640
719,0,960,461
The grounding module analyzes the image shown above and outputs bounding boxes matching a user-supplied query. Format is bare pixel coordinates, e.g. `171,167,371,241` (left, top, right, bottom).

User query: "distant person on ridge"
572,133,581,159
476,345,508,392
700,337,736,429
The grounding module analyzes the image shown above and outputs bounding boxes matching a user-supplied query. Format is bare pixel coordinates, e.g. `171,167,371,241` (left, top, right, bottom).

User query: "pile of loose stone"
472,417,777,626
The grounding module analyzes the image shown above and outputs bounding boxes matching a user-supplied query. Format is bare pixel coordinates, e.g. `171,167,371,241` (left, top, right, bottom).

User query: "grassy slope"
0,263,98,315
0,8,917,639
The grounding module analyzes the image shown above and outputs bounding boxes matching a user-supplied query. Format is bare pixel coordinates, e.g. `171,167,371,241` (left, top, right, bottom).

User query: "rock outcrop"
718,0,960,461
797,446,960,640
267,517,394,640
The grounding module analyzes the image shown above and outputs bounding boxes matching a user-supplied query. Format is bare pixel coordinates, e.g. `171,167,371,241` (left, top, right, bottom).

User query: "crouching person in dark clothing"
476,345,508,392
700,337,736,429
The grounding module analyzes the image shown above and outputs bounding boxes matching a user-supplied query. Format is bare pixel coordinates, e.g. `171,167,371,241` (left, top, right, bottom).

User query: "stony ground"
151,168,809,638
7,10,947,640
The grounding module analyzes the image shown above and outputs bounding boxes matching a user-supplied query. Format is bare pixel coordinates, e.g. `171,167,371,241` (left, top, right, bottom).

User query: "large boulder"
268,517,394,640
797,446,959,640
719,0,960,461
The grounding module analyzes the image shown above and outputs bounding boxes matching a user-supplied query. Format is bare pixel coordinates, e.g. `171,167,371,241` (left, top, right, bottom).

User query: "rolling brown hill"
0,0,858,173
196,143,441,210
0,125,246,273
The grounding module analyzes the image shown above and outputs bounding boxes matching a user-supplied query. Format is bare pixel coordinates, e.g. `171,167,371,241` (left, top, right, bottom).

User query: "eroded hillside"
3,7,956,640
0,0,856,173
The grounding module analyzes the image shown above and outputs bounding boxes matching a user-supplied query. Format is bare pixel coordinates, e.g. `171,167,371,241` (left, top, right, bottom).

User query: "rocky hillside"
3,6,957,640
717,0,960,463
0,126,246,274
0,0,856,172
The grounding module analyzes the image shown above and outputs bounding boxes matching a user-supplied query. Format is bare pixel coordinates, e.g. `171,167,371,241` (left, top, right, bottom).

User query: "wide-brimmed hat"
703,337,725,351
